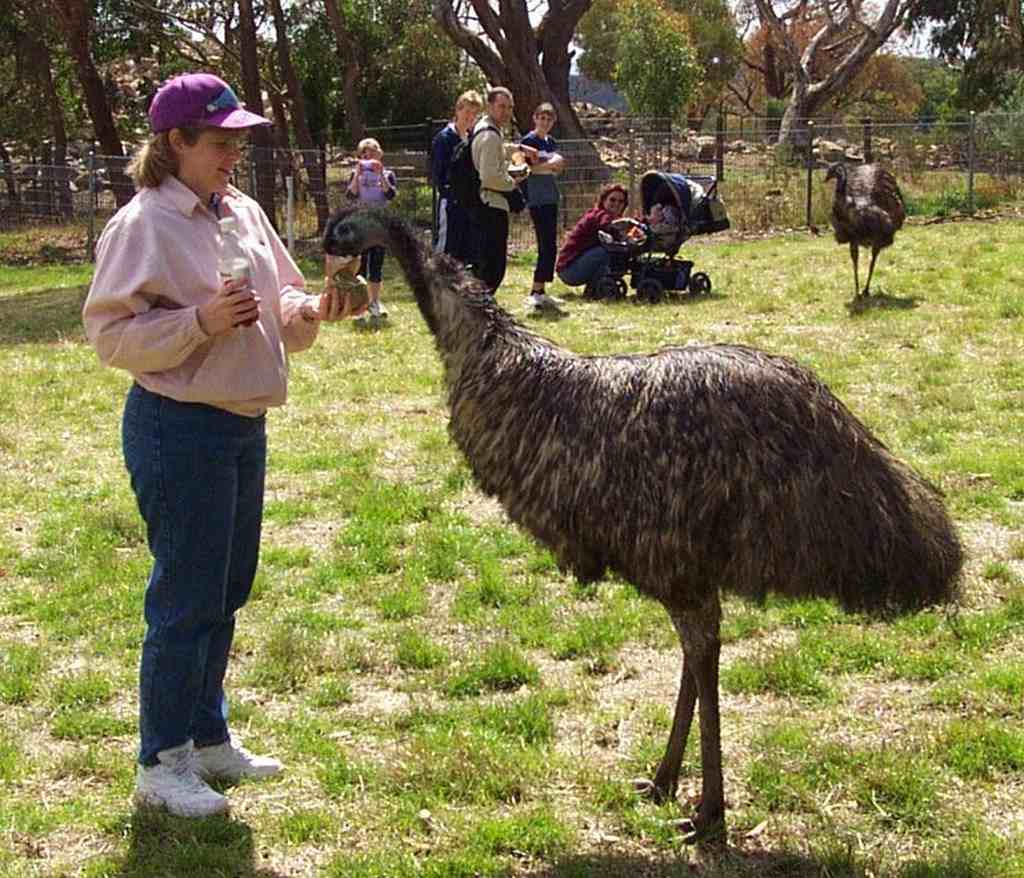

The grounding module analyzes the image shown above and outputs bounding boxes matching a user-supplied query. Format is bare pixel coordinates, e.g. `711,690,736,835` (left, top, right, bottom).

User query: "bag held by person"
447,124,498,210
506,186,527,214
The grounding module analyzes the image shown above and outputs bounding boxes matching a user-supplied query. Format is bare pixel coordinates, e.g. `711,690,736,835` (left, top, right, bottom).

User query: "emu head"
323,205,390,261
825,162,847,186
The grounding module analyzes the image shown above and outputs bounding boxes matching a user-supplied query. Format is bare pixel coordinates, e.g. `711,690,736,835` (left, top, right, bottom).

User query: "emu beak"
326,253,359,278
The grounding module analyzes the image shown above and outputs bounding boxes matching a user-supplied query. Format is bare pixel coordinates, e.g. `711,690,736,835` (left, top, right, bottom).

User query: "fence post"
87,147,96,261
320,143,327,204
862,117,873,163
806,120,815,228
427,116,438,244
967,111,976,215
628,129,636,204
716,111,725,181
286,175,294,254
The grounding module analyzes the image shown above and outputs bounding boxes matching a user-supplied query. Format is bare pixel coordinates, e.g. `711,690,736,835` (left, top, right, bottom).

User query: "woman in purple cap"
83,73,358,818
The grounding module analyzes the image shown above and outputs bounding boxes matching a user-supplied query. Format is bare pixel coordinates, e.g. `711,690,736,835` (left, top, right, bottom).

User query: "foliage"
840,54,924,119
613,0,702,121
576,0,619,83
906,56,962,124
906,0,1024,109
578,0,741,117
741,15,924,120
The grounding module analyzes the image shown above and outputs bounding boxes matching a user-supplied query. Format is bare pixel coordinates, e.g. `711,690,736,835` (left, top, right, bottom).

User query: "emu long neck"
375,212,441,334
377,211,538,390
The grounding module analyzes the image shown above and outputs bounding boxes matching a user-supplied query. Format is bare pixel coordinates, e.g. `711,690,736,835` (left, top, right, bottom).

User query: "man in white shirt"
470,86,529,295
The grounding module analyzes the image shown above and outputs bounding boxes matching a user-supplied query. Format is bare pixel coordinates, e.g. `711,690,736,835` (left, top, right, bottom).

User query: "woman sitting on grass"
555,184,636,299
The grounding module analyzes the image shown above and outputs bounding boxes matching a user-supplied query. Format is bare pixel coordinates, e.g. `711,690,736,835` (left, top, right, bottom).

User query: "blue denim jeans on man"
123,383,266,766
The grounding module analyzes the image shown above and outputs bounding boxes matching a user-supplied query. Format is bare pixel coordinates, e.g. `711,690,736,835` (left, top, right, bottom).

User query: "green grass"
2,216,1024,876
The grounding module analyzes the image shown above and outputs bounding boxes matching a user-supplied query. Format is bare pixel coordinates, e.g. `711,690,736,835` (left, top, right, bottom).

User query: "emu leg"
863,245,882,296
636,645,697,803
850,242,862,297
677,604,725,842
640,599,725,844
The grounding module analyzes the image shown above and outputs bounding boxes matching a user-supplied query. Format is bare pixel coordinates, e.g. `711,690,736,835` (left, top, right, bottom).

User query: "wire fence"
2,113,1022,262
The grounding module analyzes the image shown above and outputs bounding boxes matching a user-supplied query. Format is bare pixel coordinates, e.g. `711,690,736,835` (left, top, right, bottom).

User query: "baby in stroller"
593,171,730,303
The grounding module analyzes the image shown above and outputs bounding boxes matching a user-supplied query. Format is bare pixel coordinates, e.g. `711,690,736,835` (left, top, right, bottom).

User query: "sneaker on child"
133,740,228,818
195,737,284,783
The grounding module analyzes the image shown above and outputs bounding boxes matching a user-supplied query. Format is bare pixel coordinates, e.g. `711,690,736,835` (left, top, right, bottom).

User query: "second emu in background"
826,161,906,298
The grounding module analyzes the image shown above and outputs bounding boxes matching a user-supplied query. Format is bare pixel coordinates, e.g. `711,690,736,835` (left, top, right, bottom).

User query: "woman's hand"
197,279,260,335
299,287,364,323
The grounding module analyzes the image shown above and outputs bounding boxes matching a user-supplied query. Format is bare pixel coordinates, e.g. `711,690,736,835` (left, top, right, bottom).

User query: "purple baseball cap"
149,73,272,133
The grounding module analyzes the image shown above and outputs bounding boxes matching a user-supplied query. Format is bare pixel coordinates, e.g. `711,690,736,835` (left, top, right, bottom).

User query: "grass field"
1,214,1023,877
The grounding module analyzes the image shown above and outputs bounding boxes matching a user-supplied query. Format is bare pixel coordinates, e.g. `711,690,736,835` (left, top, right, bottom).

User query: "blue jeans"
123,384,266,765
557,245,610,288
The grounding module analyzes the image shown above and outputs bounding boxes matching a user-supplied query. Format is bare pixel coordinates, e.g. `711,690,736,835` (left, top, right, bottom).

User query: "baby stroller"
593,171,730,303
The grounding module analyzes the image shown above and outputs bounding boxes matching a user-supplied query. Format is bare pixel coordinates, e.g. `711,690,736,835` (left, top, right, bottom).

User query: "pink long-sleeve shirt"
83,177,319,417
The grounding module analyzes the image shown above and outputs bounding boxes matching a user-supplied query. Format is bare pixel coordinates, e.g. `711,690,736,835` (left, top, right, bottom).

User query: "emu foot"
668,810,727,846
632,776,676,804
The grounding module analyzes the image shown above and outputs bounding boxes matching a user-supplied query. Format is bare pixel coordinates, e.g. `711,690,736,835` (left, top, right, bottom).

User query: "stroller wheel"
638,278,665,304
689,272,712,295
594,277,621,300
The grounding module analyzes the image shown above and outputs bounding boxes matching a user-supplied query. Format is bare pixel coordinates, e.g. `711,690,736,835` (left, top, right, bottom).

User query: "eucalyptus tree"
906,0,1024,107
614,0,702,123
577,0,742,127
268,0,328,231
49,0,134,205
431,0,594,139
752,0,913,146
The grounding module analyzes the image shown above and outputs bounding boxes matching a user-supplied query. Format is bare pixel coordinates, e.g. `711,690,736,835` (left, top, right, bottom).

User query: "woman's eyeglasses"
208,136,249,154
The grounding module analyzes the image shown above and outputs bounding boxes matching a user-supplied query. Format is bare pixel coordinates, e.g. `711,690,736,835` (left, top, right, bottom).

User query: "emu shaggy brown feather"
324,204,962,842
826,162,906,298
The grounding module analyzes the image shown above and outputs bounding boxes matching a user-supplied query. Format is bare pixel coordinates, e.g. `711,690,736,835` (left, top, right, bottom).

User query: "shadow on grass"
0,286,89,345
845,290,920,316
561,291,726,308
111,807,285,878
536,846,853,877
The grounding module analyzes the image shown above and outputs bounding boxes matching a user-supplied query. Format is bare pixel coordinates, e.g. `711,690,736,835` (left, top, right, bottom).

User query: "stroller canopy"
638,171,729,255
639,171,710,219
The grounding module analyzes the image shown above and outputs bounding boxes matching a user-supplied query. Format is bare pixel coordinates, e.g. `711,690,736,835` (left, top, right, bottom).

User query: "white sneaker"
134,741,228,818
530,292,565,311
369,299,388,318
195,737,283,782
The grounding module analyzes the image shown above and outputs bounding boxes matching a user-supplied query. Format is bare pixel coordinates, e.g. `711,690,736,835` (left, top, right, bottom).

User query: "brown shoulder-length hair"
596,183,629,210
126,126,204,189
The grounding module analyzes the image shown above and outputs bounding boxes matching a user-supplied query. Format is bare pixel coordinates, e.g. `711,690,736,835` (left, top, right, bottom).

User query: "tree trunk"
237,0,277,227
268,0,329,232
49,0,131,207
753,0,909,147
0,143,19,209
432,0,602,168
323,0,365,144
42,48,73,218
21,20,73,218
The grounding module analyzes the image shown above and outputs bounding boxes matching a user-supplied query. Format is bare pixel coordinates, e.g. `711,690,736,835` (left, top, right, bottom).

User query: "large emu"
324,205,962,842
825,162,906,298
